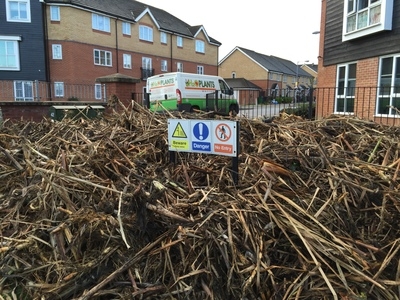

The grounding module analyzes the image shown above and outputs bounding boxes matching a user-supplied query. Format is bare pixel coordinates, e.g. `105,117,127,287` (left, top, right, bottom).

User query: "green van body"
146,72,239,114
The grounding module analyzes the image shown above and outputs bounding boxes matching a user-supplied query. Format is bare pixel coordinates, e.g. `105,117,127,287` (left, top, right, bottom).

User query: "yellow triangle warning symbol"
172,122,187,138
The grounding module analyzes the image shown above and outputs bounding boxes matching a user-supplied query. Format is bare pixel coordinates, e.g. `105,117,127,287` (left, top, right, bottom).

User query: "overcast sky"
139,0,322,65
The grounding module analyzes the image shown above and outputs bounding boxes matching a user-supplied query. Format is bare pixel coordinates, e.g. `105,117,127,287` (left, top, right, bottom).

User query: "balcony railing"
140,68,155,81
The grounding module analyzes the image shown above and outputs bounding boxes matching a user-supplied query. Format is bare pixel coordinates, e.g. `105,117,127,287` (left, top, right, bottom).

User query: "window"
52,44,62,59
283,74,287,82
177,36,183,47
219,79,231,95
139,25,153,42
335,63,357,113
177,62,183,72
50,6,60,21
54,82,64,97
343,0,393,41
95,84,102,100
92,14,110,32
94,49,112,66
14,81,33,101
232,72,236,78
122,22,131,35
0,36,21,70
6,0,30,22
160,32,167,44
123,54,131,69
195,40,205,53
161,60,167,72
377,55,400,115
197,65,204,74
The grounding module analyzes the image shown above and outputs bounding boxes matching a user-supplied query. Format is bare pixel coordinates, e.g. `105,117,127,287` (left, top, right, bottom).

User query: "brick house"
316,0,400,125
44,0,221,102
0,0,221,121
218,47,314,105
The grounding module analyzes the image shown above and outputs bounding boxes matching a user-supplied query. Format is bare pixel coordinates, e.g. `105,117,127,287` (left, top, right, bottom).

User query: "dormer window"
343,0,393,41
195,40,205,53
139,25,153,42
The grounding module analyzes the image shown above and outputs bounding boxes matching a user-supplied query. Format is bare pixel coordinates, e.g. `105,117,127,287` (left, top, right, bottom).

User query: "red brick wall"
1,103,54,123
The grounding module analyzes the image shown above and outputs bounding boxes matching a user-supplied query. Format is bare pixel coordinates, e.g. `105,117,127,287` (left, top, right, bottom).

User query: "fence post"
308,87,314,119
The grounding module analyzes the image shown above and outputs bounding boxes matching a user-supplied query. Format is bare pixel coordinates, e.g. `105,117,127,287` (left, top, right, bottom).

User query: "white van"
146,72,239,114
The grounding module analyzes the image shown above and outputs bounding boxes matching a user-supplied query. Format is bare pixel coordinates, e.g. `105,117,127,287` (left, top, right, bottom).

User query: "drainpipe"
41,0,52,100
115,19,119,73
170,34,173,72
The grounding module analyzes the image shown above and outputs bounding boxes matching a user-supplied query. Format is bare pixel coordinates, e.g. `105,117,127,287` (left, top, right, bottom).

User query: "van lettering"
151,78,175,88
199,80,215,88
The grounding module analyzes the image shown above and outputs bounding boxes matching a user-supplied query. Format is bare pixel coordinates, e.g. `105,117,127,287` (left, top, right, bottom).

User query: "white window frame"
122,22,131,35
94,49,112,66
139,25,153,42
54,82,64,97
95,84,102,100
14,80,33,101
92,13,110,32
335,62,357,114
195,40,205,53
161,60,167,72
50,6,60,21
0,36,21,71
123,53,131,69
197,65,204,74
343,0,394,41
177,62,183,72
6,0,31,22
52,44,62,59
142,57,152,70
177,36,183,47
160,32,167,44
376,54,400,116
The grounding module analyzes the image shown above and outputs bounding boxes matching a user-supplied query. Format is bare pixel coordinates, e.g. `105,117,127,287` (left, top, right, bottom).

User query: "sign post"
168,119,240,184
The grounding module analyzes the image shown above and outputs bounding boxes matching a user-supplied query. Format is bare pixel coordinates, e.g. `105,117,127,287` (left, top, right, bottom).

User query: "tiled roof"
224,78,262,90
305,63,318,72
234,47,311,77
46,0,221,44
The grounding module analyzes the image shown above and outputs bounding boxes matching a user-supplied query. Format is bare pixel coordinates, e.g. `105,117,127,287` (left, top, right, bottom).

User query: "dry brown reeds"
1,100,400,299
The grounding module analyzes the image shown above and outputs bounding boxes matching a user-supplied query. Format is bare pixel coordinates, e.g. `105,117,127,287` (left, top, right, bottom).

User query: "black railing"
2,81,400,126
0,80,107,102
140,68,155,81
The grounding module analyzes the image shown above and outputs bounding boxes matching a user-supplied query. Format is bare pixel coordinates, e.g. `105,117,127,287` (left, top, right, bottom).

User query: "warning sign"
167,119,238,157
172,122,187,138
215,123,231,142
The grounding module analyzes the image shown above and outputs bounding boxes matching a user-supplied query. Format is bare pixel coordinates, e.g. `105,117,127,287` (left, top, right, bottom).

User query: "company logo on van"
185,79,215,89
150,78,175,88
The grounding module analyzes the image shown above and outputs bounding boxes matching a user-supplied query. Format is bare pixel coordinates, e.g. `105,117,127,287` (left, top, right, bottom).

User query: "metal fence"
0,80,106,102
2,81,400,126
233,87,400,126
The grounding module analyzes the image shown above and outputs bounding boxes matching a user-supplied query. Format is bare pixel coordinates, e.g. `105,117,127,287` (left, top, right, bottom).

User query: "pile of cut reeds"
1,100,400,300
